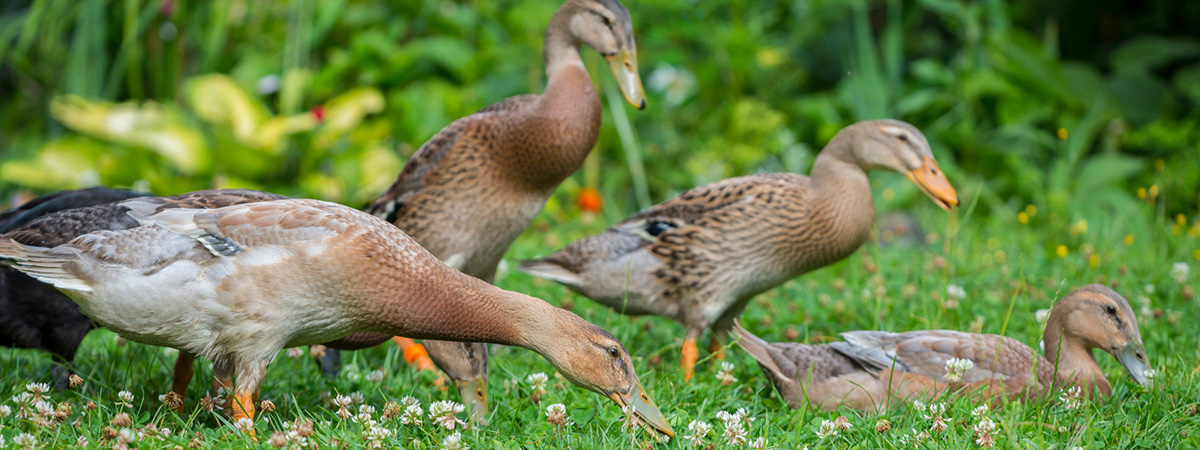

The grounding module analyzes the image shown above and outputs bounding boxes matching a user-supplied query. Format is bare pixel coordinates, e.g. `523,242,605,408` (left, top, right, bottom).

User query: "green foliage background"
0,0,1199,448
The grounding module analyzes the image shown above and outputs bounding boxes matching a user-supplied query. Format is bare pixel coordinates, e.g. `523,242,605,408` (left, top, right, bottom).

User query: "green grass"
1,191,1198,449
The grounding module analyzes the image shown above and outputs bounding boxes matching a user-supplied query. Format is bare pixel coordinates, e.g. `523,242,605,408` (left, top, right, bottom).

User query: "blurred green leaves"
0,0,1196,222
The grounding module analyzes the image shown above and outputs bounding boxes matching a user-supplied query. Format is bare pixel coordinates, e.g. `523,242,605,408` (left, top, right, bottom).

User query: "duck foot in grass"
682,337,699,382
393,336,436,372
317,347,341,378
708,335,726,360
172,352,196,414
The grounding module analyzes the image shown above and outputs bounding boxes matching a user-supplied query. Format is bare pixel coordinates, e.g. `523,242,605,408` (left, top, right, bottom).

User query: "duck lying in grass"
0,193,673,437
0,187,147,388
733,284,1150,411
520,120,959,381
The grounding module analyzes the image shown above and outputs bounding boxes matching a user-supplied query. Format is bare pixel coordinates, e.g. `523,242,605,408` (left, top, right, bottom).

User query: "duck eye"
897,134,909,142
1106,305,1117,315
646,222,672,237
608,347,620,359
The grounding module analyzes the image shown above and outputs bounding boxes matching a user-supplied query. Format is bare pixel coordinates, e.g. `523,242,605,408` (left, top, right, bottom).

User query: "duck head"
557,0,647,109
850,119,959,211
1050,284,1150,386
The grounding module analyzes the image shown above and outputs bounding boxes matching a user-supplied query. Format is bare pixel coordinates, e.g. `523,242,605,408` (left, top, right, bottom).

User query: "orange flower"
577,187,603,213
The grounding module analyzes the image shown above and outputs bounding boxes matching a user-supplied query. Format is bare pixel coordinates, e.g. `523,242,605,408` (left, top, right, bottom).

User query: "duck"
325,0,648,422
733,284,1151,410
0,195,674,437
0,187,148,388
2,189,290,407
519,120,960,381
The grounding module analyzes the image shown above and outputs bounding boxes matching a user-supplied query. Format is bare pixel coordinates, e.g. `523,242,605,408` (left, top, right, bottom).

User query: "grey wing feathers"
833,331,914,373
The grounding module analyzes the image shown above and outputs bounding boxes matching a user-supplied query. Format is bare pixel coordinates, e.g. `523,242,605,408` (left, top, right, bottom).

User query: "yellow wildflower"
1155,159,1165,171
1089,254,1100,267
1177,214,1187,226
1018,212,1029,224
1026,204,1038,216
1056,245,1068,258
1137,187,1147,199
1057,128,1068,140
1125,234,1134,245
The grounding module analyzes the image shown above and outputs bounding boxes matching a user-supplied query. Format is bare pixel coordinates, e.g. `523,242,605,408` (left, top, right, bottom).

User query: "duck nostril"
1137,352,1144,360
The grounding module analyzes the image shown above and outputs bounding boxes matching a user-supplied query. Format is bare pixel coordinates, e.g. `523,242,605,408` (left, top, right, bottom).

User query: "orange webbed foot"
681,338,699,382
708,335,726,360
393,337,436,372
231,391,257,438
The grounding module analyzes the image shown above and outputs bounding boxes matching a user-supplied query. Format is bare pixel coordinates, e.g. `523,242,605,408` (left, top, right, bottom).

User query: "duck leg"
230,358,269,437
392,337,436,372
708,334,726,361
212,360,235,415
171,352,195,414
681,327,703,382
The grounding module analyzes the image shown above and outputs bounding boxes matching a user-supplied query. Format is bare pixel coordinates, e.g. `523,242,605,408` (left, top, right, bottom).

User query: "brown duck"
327,0,648,422
519,120,959,381
733,284,1150,410
0,196,673,437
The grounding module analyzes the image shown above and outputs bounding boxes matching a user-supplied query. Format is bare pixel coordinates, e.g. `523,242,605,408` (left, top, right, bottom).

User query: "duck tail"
517,258,582,287
731,319,790,381
0,239,91,292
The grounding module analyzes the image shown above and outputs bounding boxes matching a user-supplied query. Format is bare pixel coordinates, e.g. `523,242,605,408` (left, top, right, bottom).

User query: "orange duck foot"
231,391,257,437
681,338,699,382
393,337,436,372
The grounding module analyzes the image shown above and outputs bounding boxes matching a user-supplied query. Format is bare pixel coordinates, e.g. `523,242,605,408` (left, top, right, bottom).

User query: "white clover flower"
748,437,768,449
1035,309,1051,326
715,410,745,428
400,396,419,407
971,404,989,417
349,392,365,405
911,399,926,412
1144,283,1156,294
526,373,549,391
75,435,89,447
929,415,953,433
944,358,975,383
13,433,36,448
0,404,10,418
25,383,49,396
429,400,466,430
975,431,995,447
399,404,423,425
716,361,738,385
815,419,838,439
0,435,6,449
332,394,352,408
1171,262,1190,284
1059,385,1084,410
723,421,747,445
926,402,947,416
545,403,569,426
1144,368,1157,381
946,284,967,300
234,417,254,433
367,369,386,383
974,417,997,434
12,393,32,407
116,390,135,407
441,431,469,450
684,420,712,446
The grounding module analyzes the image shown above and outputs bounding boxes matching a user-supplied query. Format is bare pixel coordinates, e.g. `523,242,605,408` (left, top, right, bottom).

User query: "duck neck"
362,255,557,350
500,9,601,188
806,132,875,245
1043,313,1111,396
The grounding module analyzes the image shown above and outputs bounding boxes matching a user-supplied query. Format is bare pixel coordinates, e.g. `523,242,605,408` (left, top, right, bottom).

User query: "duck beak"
905,156,959,211
456,376,489,425
609,380,674,437
1115,341,1150,386
606,48,647,110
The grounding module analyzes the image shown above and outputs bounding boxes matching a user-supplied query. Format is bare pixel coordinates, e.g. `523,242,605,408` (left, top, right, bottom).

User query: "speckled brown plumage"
734,284,1150,411
328,0,648,421
520,120,960,380
0,196,673,436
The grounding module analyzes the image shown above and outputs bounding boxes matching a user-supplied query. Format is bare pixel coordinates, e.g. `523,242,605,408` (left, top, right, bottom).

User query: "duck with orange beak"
520,119,959,381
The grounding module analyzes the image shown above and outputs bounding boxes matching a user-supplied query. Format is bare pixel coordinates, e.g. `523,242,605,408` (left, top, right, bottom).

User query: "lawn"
1,183,1197,449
